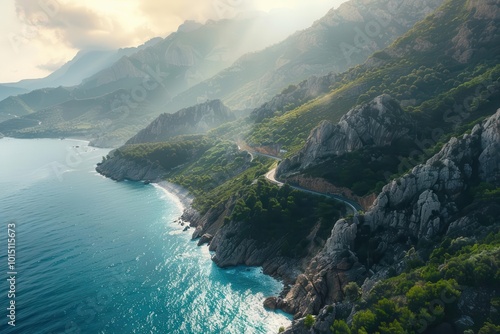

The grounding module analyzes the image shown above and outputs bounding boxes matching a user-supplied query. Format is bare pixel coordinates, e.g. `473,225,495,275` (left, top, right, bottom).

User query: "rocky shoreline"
178,198,305,287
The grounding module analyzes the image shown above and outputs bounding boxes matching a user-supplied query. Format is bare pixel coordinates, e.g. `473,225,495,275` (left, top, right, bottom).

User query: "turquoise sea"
0,138,290,333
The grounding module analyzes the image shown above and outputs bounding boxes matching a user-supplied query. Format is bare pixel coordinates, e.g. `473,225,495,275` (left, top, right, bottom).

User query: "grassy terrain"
168,139,251,202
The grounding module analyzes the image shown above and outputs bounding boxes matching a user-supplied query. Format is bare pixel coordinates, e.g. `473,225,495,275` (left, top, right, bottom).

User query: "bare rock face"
209,220,284,268
183,198,302,285
197,234,213,246
280,108,500,322
478,111,500,184
282,217,366,318
126,100,234,145
366,108,500,240
468,0,500,20
277,95,412,176
82,56,146,88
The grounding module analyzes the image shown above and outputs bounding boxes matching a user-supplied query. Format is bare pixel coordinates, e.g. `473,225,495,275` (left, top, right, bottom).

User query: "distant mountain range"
0,38,162,101
0,0,445,147
169,0,445,111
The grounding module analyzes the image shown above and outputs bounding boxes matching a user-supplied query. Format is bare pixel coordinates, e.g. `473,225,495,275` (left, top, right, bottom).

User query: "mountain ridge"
125,100,235,145
0,0,445,147
168,0,445,112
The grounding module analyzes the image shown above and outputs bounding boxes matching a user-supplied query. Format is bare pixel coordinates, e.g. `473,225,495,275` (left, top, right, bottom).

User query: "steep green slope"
330,215,500,334
246,0,500,154
170,0,445,112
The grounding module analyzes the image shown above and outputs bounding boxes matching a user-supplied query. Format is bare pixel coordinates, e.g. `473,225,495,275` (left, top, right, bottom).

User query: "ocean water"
0,138,291,334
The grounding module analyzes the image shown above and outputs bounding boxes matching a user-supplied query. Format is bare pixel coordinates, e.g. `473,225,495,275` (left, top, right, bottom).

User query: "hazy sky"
0,0,348,83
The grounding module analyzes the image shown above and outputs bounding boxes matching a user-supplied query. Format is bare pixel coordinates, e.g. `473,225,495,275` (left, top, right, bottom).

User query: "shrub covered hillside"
228,180,345,258
246,0,500,155
329,230,500,334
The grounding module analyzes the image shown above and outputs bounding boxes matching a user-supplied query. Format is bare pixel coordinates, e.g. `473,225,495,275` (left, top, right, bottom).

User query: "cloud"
36,58,66,72
2,0,348,82
137,0,255,33
136,0,338,30
14,0,154,50
13,0,339,51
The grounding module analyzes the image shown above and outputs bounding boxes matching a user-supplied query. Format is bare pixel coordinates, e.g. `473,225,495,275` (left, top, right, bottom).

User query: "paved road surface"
238,142,362,214
265,167,362,214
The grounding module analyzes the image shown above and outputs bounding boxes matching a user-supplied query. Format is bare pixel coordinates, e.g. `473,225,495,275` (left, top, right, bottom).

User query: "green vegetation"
273,62,500,197
303,145,413,196
246,92,357,154
479,322,500,334
136,137,348,257
228,179,345,257
245,0,500,157
472,183,500,201
175,156,272,214
304,314,316,329
331,319,351,334
343,282,361,302
169,140,250,199
111,135,212,170
333,231,500,333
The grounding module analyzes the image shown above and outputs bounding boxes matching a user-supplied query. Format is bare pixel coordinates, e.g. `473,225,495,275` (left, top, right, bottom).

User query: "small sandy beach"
152,180,194,212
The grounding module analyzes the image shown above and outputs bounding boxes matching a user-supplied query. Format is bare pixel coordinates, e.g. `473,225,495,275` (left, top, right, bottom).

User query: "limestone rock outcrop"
280,108,500,320
365,108,500,241
281,217,366,318
277,95,413,176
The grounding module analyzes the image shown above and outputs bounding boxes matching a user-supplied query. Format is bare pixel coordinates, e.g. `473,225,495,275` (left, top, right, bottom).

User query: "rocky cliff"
277,95,413,176
125,100,234,145
95,156,167,182
279,108,500,323
181,199,307,286
365,108,500,240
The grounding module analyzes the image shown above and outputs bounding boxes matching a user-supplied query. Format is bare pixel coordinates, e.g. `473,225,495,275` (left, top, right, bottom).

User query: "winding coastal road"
238,142,362,214
265,167,361,214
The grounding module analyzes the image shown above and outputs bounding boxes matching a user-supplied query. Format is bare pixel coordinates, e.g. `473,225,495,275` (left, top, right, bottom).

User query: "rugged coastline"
95,107,500,333
95,150,335,312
